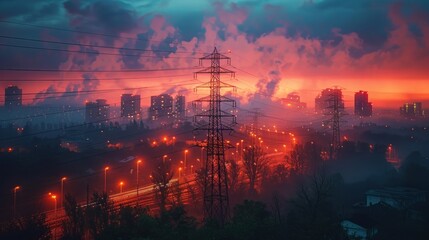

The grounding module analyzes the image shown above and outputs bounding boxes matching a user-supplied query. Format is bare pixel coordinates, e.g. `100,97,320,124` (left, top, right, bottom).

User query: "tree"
399,151,429,190
285,144,307,175
170,180,183,207
0,214,51,240
228,158,241,193
61,194,85,240
242,145,270,196
227,200,278,240
286,142,323,176
151,159,174,212
195,168,208,196
86,192,115,238
286,170,345,240
271,164,288,183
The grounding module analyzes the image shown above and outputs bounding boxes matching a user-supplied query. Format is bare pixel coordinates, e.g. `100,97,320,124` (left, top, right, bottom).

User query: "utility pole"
193,47,236,226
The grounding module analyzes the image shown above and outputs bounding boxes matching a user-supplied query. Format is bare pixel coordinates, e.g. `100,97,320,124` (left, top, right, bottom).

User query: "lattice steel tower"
193,47,236,225
327,91,342,160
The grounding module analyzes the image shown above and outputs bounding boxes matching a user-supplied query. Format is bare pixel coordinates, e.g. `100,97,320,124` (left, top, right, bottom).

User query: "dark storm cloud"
24,2,61,22
63,0,137,35
0,0,45,20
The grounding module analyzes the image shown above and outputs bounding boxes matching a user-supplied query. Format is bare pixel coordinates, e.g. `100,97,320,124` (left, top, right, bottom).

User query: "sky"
0,0,429,109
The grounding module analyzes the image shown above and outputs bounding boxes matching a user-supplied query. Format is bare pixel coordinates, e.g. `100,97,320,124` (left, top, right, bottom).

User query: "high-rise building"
5,85,22,109
281,92,306,109
85,99,110,123
174,95,186,120
354,91,372,117
315,88,344,113
121,94,141,118
149,94,174,121
400,102,424,118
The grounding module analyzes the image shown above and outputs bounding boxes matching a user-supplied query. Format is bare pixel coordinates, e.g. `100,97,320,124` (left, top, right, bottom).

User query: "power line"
0,66,199,73
0,35,199,54
0,74,190,82
0,20,184,50
1,83,196,102
0,42,199,59
0,80,196,98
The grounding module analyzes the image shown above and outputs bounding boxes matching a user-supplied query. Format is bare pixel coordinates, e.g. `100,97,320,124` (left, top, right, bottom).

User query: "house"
341,216,378,240
366,187,426,209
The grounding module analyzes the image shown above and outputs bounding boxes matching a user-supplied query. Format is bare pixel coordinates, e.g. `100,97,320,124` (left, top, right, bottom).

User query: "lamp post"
163,155,167,163
236,142,239,161
119,181,124,193
104,167,109,193
201,147,204,167
184,150,188,175
178,167,182,183
240,139,244,160
50,194,57,239
51,194,57,217
136,160,142,204
13,186,20,218
61,177,66,207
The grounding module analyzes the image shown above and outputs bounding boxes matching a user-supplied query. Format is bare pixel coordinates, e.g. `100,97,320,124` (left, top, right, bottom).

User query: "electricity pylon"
193,47,236,226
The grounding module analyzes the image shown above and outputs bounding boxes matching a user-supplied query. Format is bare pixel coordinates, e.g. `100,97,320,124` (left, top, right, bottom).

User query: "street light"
236,143,239,161
240,139,244,160
13,186,20,218
178,167,182,183
61,177,67,207
136,160,142,204
163,155,167,163
119,181,124,193
184,149,188,175
104,167,109,193
50,194,58,239
201,147,204,165
51,194,57,217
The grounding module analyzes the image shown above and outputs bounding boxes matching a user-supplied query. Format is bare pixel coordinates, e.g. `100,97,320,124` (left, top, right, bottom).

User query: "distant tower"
325,89,344,160
315,88,344,114
174,95,186,121
354,91,372,117
121,94,141,118
85,99,110,124
193,47,236,226
400,102,424,118
149,94,174,123
5,85,22,109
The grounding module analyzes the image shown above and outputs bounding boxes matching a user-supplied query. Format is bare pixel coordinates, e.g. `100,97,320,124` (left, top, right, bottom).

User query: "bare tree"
151,159,174,212
195,168,207,196
228,159,240,193
86,192,114,238
61,194,85,239
169,180,183,207
285,144,307,175
286,142,324,176
242,145,270,195
287,170,344,240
